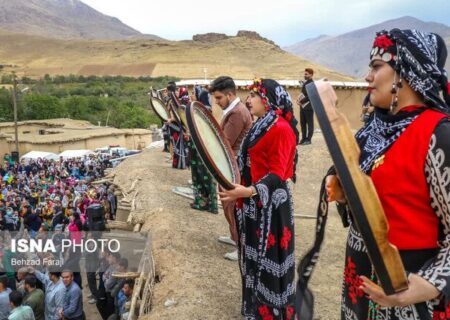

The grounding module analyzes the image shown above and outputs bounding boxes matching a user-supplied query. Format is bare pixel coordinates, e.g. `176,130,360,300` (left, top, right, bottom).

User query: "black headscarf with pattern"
370,29,450,113
249,79,299,144
238,79,299,184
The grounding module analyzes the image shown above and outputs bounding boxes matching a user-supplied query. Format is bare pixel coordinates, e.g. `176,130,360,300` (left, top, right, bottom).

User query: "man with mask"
209,76,252,261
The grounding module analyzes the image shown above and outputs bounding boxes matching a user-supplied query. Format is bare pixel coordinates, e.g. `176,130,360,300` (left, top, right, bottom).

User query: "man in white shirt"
209,76,253,261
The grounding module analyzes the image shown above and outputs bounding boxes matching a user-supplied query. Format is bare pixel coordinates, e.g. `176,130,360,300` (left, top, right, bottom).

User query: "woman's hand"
218,184,253,202
325,175,346,203
359,273,440,308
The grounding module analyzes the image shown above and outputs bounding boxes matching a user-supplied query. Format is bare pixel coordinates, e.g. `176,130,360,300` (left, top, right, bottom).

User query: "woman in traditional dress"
220,79,298,319
187,93,218,213
325,29,450,319
167,91,189,169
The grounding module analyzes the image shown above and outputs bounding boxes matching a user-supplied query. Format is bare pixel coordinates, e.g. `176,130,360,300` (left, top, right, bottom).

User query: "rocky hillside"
193,30,278,47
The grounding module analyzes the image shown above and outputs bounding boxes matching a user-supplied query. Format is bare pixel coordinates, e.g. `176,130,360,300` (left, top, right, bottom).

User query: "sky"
82,0,450,46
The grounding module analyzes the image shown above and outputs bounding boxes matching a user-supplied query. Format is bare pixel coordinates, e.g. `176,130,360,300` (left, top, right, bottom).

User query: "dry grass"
0,30,352,80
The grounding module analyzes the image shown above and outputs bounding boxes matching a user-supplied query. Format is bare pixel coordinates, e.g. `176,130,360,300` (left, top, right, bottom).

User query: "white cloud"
82,0,450,46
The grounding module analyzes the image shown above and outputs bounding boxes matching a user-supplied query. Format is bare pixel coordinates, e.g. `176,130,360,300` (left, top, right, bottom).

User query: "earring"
390,73,399,113
390,83,397,94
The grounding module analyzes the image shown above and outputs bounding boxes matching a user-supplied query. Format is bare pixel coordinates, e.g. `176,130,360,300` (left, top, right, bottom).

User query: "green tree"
23,94,66,120
0,88,13,121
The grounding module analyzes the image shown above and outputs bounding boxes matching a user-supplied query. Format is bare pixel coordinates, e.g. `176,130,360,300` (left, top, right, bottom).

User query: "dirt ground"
109,131,348,320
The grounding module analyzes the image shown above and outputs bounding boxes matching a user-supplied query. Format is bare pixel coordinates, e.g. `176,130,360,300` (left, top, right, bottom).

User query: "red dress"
236,116,297,320
248,117,297,183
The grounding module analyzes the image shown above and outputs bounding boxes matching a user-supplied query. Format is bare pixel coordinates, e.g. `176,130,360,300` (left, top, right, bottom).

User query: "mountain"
285,16,450,78
0,0,162,40
0,29,351,80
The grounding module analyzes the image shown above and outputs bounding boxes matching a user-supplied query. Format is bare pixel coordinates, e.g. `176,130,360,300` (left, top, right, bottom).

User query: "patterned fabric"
298,28,450,320
355,106,423,174
372,29,450,113
248,79,299,182
189,141,218,213
162,123,170,152
296,117,450,320
340,120,450,320
168,122,189,169
236,175,296,319
238,110,278,186
236,92,297,318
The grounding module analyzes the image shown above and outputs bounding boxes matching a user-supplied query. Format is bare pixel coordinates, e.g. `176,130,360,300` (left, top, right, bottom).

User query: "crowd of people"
0,154,136,320
159,27,450,320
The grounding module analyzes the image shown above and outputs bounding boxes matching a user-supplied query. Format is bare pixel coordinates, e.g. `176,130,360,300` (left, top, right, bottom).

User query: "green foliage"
22,94,66,120
0,75,178,128
0,88,13,121
0,75,177,128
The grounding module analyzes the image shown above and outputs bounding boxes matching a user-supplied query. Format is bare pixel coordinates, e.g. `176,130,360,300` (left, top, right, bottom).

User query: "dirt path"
111,132,348,320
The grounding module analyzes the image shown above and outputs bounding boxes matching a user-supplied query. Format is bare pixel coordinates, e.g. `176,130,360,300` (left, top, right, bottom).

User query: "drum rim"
149,96,170,122
186,101,240,190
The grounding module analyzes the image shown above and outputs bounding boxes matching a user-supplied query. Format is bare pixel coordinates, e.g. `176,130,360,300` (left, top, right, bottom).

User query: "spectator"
33,269,65,320
107,187,116,220
85,232,100,305
108,278,134,320
15,268,30,295
8,291,35,320
60,270,83,320
98,253,121,319
3,207,19,231
23,275,44,320
0,276,12,320
23,207,41,238
198,85,212,109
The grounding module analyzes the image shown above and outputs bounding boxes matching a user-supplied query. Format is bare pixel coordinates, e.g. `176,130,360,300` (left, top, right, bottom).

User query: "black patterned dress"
340,109,450,320
236,113,297,320
168,121,189,169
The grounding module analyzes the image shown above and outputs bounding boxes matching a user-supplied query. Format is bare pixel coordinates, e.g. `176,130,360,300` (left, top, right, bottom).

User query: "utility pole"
203,67,207,82
12,74,19,155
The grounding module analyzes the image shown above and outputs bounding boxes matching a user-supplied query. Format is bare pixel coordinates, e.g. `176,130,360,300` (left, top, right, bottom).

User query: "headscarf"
249,78,300,144
178,87,190,105
355,28,450,173
370,29,450,113
238,79,299,183
296,29,450,319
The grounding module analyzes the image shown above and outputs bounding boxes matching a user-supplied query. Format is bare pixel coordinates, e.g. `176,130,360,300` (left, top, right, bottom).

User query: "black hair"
49,271,61,278
124,278,134,289
24,275,37,288
167,82,177,93
0,276,7,288
9,291,23,307
209,76,236,95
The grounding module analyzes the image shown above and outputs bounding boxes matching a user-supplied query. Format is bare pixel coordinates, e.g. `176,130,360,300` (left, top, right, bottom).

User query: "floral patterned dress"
237,113,297,320
189,141,218,213
340,109,450,320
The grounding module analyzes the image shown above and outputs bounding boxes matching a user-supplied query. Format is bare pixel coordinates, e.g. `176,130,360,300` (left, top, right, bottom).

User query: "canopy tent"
58,149,95,159
20,151,59,163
